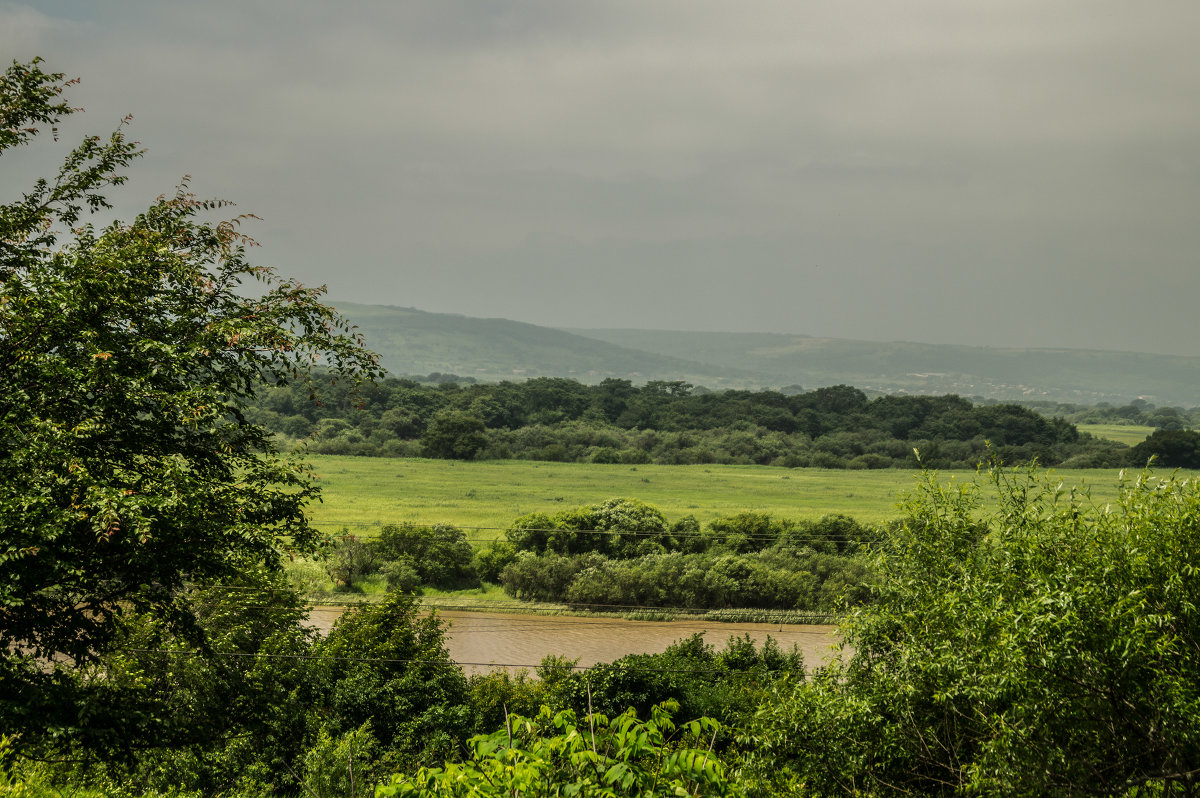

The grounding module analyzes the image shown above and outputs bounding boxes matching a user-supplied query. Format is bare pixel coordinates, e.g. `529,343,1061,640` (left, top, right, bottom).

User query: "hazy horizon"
6,1,1199,357
332,300,1200,359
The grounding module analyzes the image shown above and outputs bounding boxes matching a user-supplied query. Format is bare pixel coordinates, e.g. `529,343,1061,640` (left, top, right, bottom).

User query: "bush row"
317,499,878,613
500,549,871,612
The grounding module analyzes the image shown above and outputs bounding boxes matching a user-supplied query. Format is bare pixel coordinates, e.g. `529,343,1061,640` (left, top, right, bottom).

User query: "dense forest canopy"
247,375,1140,469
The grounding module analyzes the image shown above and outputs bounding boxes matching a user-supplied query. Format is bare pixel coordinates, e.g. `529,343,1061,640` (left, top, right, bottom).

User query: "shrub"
748,465,1200,795
377,523,478,589
377,703,744,798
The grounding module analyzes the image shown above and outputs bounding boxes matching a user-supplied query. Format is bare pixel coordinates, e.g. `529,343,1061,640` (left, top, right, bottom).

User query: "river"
307,606,840,675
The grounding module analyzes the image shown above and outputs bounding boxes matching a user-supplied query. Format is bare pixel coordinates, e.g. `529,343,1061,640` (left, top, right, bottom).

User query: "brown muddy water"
307,606,840,675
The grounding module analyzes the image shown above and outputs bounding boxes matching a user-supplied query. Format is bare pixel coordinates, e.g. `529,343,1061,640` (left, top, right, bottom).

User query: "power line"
186,590,844,622
181,604,840,627
303,520,877,542
294,524,879,550
117,647,806,675
190,607,838,632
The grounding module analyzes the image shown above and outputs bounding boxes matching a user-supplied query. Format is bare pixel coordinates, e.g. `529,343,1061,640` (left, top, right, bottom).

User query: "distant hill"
566,329,1200,407
332,302,1199,406
331,302,749,386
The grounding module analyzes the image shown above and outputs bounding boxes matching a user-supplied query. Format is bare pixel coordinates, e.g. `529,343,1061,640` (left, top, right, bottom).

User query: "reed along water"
308,606,839,675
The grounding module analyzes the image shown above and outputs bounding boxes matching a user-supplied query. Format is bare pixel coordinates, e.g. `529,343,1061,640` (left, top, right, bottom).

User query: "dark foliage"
249,375,1126,469
1129,429,1200,469
466,632,803,742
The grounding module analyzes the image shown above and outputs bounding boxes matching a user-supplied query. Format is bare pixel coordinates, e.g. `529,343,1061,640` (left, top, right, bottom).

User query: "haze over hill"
333,302,749,387
568,329,1200,407
335,303,1199,407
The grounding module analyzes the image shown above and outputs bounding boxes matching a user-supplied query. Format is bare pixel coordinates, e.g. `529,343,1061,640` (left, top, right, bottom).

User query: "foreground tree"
747,463,1200,795
0,59,379,751
97,569,320,795
315,591,472,773
378,702,743,798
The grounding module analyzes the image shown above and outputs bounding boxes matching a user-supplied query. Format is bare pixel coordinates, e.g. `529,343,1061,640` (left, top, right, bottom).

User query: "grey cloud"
3,0,1199,355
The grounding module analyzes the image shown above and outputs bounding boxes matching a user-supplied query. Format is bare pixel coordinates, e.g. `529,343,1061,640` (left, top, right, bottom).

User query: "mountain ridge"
331,302,753,386
331,302,1199,406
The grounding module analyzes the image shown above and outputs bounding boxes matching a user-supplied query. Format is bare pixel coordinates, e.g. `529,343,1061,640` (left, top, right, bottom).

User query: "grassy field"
304,455,1173,542
1077,423,1156,446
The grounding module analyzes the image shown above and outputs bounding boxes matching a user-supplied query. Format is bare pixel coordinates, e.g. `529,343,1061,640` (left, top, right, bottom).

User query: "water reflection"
307,606,839,675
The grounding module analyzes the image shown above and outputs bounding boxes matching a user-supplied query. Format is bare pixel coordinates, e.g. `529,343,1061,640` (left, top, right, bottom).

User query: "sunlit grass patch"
302,456,1191,545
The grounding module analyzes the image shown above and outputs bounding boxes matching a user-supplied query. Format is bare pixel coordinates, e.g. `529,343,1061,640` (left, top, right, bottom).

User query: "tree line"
1021,396,1200,430
247,375,1133,469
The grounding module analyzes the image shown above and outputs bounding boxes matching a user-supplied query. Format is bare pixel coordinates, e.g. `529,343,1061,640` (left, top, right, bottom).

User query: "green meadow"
1077,423,1156,447
304,455,1170,542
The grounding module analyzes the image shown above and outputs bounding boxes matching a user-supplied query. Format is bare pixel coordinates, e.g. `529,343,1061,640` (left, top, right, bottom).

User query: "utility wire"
182,609,837,633
299,521,878,543
117,647,806,675
183,591,843,621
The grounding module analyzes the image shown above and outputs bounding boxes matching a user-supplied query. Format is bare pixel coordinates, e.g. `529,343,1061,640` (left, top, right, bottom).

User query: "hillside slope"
330,302,1198,405
332,302,750,386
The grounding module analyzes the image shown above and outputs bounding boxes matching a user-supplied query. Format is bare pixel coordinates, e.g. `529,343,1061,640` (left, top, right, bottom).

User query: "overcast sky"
5,1,1199,355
